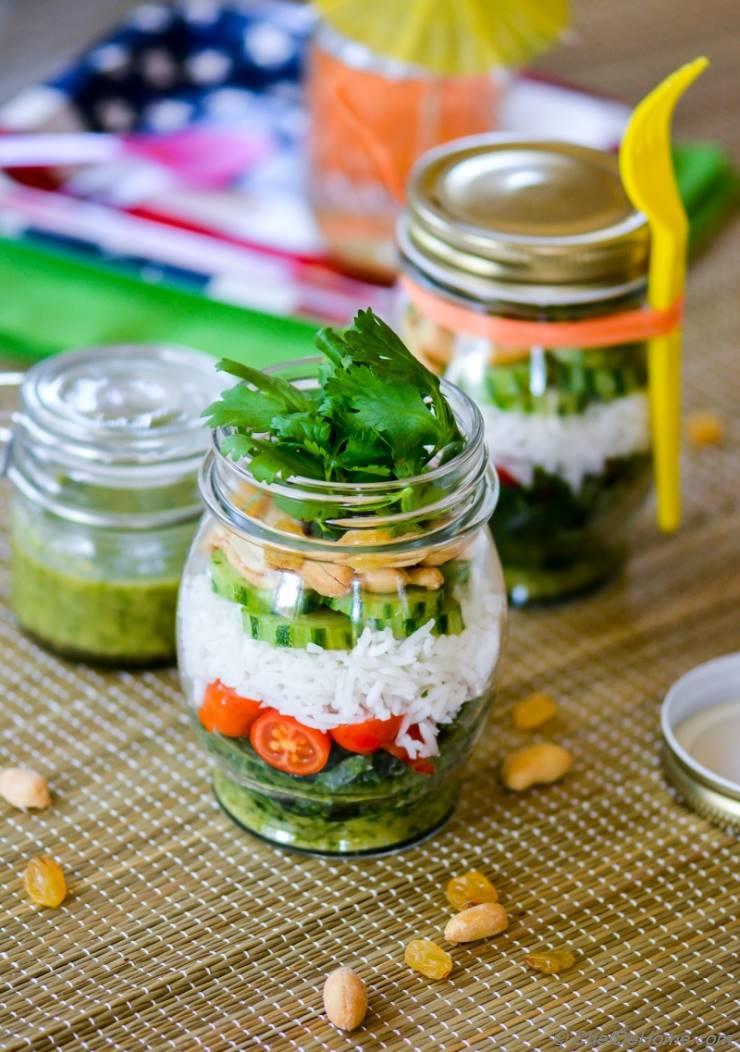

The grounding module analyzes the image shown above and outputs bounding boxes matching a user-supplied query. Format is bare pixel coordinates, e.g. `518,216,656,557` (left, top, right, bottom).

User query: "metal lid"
403,135,650,305
661,653,740,830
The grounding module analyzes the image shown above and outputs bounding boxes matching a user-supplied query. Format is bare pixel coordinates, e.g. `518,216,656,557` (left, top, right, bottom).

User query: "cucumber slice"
239,592,465,649
327,586,444,622
210,549,318,614
355,597,465,639
486,365,528,409
593,369,619,400
434,599,465,636
440,560,471,586
210,550,271,611
242,608,354,650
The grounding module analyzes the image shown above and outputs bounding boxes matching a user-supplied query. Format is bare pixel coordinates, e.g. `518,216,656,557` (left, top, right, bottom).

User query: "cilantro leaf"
328,367,440,476
204,384,285,434
203,357,312,434
204,309,464,512
270,412,332,463
246,438,324,483
216,358,311,413
220,432,257,461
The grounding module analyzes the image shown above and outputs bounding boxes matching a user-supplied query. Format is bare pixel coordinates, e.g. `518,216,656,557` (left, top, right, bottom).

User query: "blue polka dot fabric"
48,1,314,137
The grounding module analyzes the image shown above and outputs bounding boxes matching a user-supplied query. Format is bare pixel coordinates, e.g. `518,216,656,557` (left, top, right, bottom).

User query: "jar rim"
200,356,499,555
399,218,648,309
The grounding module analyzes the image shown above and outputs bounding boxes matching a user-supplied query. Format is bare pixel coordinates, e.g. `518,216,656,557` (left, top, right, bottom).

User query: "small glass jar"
177,358,506,856
398,137,655,605
307,22,503,282
1,345,222,665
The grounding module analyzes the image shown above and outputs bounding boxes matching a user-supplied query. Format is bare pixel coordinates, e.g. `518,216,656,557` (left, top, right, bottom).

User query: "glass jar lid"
7,344,224,528
402,135,650,304
19,344,220,465
661,653,740,830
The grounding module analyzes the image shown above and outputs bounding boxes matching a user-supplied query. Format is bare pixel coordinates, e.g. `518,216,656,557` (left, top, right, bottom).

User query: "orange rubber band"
401,275,684,360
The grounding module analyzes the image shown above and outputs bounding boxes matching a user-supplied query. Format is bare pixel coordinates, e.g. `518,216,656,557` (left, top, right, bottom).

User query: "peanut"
501,742,573,791
264,548,304,571
444,902,509,943
406,566,444,590
358,568,408,593
263,517,306,571
233,483,271,519
512,692,558,731
337,528,394,548
421,539,470,566
336,528,421,570
219,533,268,588
0,768,51,810
322,967,367,1031
402,310,455,369
301,560,353,598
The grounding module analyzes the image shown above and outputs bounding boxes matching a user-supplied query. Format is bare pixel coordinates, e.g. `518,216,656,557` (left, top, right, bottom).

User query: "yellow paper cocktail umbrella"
313,0,570,75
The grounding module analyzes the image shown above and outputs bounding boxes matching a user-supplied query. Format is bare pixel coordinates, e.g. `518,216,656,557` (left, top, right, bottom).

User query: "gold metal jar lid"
661,653,740,831
402,135,650,305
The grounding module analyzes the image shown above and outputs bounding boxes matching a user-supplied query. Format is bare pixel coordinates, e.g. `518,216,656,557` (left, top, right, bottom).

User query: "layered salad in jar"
402,306,652,603
178,310,505,854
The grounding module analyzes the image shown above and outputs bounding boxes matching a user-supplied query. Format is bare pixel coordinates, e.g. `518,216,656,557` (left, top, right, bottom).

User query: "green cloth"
674,142,738,256
0,142,735,366
0,238,318,366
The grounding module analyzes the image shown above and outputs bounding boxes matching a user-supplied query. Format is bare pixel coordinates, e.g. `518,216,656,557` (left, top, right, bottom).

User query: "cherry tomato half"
494,465,519,488
250,709,331,776
331,715,403,755
384,726,436,776
198,680,262,737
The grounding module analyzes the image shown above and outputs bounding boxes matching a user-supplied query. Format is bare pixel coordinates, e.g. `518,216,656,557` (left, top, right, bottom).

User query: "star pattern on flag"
50,0,314,140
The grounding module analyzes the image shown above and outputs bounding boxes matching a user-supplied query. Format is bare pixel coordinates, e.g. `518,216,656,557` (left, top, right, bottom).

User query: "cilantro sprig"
204,309,464,488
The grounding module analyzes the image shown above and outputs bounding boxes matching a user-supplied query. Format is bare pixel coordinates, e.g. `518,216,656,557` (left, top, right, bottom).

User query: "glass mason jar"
177,358,506,856
1,345,222,665
306,22,504,282
398,137,655,605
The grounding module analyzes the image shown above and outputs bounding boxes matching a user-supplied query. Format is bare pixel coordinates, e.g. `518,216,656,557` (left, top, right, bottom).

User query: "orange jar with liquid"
306,22,503,281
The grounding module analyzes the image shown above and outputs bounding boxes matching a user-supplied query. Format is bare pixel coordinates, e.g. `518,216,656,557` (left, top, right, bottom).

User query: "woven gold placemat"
1,3,739,1044
1,223,738,1049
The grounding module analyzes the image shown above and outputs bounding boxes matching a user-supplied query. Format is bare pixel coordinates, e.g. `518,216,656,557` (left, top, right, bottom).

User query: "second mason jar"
2,345,222,665
177,359,506,855
398,137,654,604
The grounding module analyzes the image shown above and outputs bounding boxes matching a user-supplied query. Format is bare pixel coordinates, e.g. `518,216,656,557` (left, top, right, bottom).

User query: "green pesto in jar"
10,539,180,665
4,343,221,666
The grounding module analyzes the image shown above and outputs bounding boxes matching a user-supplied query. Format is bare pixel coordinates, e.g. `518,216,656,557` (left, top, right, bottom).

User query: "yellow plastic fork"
619,57,709,533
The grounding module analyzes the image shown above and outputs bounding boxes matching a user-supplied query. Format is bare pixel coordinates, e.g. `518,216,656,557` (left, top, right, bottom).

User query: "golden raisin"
404,939,453,979
512,692,558,731
524,948,577,974
686,410,725,447
445,870,498,911
23,855,67,908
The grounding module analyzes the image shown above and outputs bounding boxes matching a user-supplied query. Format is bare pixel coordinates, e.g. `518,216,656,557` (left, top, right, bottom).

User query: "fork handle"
649,327,682,533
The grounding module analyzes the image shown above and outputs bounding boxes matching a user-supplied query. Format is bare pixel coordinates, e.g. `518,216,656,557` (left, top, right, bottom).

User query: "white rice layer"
479,392,650,491
179,571,504,758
